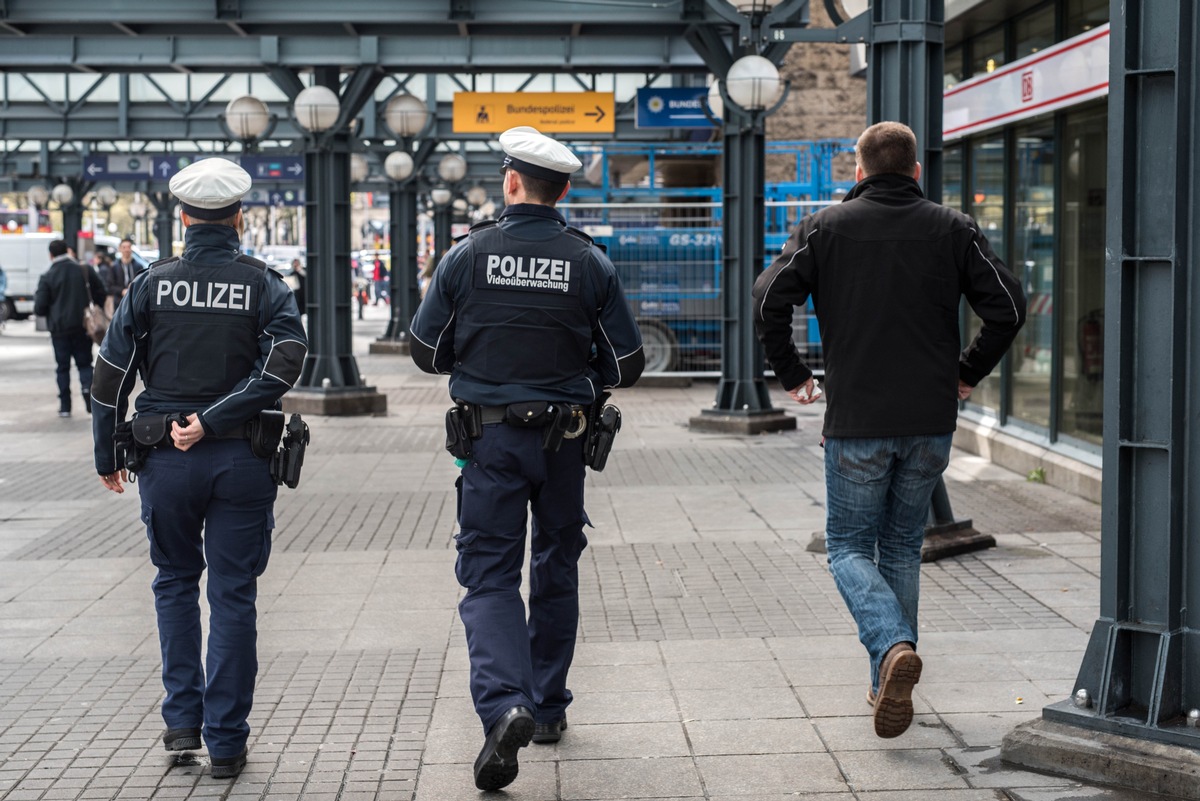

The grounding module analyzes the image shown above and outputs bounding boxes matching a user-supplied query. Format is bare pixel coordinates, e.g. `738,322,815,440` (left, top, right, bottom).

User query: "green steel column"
380,184,419,344
1041,0,1200,749
296,135,364,390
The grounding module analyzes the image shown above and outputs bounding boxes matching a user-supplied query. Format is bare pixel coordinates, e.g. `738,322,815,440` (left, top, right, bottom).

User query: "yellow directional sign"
453,92,615,134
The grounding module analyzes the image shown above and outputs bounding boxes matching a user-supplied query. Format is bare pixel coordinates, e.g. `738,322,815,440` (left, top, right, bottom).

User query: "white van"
0,234,156,320
0,233,61,320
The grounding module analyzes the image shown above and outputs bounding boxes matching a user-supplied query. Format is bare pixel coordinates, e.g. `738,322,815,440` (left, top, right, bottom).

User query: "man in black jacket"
753,122,1026,739
34,239,106,417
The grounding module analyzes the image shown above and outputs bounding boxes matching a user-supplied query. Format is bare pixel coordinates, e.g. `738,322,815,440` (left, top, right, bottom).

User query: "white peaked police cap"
169,158,253,220
499,126,582,183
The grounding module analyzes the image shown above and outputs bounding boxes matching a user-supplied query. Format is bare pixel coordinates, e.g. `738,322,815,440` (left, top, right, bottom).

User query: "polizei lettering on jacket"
153,279,255,313
474,252,579,295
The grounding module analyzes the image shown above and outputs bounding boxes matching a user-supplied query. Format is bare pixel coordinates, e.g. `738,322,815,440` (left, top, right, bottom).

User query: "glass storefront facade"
944,0,1108,451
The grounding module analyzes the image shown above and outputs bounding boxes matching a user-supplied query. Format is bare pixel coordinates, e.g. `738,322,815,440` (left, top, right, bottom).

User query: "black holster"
118,413,187,475
269,413,309,489
445,403,479,460
584,393,622,471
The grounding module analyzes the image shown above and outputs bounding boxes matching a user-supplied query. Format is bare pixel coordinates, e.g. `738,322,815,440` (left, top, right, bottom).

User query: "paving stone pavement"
1,307,1156,800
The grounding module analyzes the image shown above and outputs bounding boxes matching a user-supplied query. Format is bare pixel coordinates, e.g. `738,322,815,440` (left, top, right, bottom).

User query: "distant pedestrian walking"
753,121,1026,738
33,239,106,417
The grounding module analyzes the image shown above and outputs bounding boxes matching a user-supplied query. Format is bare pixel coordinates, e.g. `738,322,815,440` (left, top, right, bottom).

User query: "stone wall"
765,1,866,184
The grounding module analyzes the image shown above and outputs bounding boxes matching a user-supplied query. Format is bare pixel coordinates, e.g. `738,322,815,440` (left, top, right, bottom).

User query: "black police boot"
82,389,92,414
210,749,247,779
162,727,202,752
473,705,534,791
532,716,567,744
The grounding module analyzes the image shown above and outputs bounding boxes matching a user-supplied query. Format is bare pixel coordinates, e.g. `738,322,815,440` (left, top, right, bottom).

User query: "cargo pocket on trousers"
142,506,169,568
452,528,482,589
250,511,275,578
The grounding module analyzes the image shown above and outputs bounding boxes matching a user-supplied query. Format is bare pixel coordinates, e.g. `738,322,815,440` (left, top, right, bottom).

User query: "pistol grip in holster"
445,405,475,460
584,398,622,471
269,414,310,489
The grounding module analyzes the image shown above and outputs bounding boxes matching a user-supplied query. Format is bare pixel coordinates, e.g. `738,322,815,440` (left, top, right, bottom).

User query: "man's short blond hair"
856,122,918,178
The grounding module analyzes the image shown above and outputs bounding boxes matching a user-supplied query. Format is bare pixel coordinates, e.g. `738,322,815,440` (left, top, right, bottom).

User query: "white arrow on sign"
86,163,103,177
287,163,302,176
157,162,171,178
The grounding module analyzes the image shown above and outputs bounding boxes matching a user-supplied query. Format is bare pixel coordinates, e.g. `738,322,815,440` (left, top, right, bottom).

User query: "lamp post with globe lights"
688,6,793,432
26,184,49,232
431,153,467,259
372,93,437,353
287,68,388,415
49,181,86,252
128,195,148,247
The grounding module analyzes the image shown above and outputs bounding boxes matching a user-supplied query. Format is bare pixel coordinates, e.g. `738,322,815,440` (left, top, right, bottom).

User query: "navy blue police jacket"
91,224,308,474
409,203,644,405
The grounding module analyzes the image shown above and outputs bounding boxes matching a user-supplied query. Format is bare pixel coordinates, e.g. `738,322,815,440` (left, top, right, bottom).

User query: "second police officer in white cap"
411,126,644,791
90,157,308,780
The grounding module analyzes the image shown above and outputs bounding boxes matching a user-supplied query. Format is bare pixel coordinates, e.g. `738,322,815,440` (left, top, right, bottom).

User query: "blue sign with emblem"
242,188,305,207
150,155,200,180
635,87,714,129
239,155,304,182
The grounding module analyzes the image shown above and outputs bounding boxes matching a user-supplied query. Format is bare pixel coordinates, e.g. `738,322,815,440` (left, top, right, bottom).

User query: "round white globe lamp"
383,93,429,137
437,154,468,184
350,154,370,183
707,81,724,121
96,185,119,207
224,95,271,140
430,187,453,207
465,185,488,206
293,85,341,133
27,184,49,207
725,55,782,111
385,151,415,182
51,183,74,206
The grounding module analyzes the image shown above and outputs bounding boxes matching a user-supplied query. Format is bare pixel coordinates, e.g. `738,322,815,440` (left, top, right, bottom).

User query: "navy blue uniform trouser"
455,423,589,735
137,438,277,758
50,329,92,412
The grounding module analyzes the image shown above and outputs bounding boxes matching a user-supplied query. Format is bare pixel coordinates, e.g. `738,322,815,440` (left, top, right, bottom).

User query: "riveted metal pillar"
866,0,944,201
433,203,452,263
296,135,364,392
376,183,419,349
148,191,175,259
690,105,795,433
1038,0,1200,750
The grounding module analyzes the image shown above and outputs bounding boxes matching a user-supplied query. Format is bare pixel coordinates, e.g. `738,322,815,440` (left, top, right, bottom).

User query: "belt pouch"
132,414,171,448
445,406,473,460
248,410,285,458
505,401,550,427
541,404,572,452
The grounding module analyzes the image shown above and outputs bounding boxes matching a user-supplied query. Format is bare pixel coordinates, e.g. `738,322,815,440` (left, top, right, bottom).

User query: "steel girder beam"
0,33,708,73
1039,0,1200,750
0,97,683,146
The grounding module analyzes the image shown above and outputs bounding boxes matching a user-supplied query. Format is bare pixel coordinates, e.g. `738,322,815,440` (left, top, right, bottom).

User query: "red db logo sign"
1021,71,1034,103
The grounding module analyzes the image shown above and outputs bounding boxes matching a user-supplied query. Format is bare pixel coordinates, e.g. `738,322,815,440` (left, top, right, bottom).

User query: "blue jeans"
823,433,953,692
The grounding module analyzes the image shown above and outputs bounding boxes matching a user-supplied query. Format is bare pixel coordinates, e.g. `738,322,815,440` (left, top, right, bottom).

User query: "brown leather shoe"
873,643,921,738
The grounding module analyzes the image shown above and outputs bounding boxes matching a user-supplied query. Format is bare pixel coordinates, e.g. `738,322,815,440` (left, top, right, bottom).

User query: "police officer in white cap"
411,127,644,791
91,157,308,779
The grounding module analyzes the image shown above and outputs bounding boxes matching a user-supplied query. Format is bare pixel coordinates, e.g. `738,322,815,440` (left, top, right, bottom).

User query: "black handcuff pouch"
505,401,551,427
248,410,286,459
132,414,172,448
